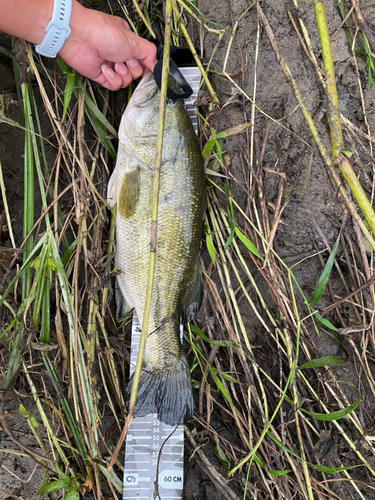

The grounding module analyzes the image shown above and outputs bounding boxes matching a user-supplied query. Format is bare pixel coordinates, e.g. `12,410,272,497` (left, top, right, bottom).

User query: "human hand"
59,2,157,90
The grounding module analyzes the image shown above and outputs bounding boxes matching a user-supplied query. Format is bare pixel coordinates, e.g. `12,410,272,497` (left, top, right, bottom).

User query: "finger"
114,62,134,88
128,33,157,70
98,64,124,91
126,58,144,81
141,51,157,73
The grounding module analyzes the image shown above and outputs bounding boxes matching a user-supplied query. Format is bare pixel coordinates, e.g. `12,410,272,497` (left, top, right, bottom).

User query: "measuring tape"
123,65,201,500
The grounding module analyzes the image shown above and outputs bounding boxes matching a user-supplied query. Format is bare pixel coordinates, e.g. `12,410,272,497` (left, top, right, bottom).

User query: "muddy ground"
1,0,375,499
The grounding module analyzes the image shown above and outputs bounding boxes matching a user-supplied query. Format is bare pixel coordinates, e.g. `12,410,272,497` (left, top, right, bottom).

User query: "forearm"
0,0,85,45
0,0,156,90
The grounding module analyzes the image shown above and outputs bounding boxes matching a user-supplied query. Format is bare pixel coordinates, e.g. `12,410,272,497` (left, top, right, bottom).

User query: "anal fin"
180,262,202,323
115,279,132,320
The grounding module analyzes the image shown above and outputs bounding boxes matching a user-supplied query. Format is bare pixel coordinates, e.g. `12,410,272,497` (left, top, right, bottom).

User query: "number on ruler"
159,470,183,490
124,472,139,485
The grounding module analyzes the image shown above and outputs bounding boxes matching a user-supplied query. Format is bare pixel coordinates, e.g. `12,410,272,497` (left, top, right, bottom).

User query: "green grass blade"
268,431,362,473
212,368,239,383
83,93,118,139
190,323,238,347
40,277,50,344
253,454,292,476
235,227,263,260
5,326,24,388
205,229,216,266
0,232,49,310
298,355,347,370
314,312,339,331
202,124,253,160
297,381,360,421
22,83,34,300
314,464,363,474
224,227,235,249
61,240,78,265
267,431,302,461
191,342,232,403
86,111,117,159
62,73,76,121
39,480,66,494
310,235,340,304
42,356,87,460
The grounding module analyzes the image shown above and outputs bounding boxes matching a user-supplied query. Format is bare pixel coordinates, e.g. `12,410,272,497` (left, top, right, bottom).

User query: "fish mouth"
138,71,155,86
131,72,159,106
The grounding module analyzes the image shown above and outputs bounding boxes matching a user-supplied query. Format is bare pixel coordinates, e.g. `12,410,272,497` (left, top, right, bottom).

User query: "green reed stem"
21,82,34,300
129,0,172,412
257,3,375,251
108,0,173,470
314,0,375,237
172,1,219,105
131,0,156,38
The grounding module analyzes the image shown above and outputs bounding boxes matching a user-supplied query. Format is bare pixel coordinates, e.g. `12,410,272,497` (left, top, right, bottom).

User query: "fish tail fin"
125,356,193,425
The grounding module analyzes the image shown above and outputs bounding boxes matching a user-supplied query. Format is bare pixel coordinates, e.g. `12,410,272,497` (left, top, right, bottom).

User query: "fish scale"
115,142,202,366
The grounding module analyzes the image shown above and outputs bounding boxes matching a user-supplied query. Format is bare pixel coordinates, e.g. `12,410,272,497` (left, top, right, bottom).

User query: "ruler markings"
124,487,151,490
126,444,157,447
127,436,152,440
124,488,150,490
127,460,150,472
126,454,150,457
123,497,149,499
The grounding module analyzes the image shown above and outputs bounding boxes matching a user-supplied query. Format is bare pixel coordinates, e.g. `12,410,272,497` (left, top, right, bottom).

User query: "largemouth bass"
108,72,206,425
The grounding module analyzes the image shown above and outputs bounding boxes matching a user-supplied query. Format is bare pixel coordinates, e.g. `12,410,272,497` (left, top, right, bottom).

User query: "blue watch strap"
35,0,72,58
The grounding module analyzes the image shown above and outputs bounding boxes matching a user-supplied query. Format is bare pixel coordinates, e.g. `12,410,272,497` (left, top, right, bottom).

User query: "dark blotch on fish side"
118,168,141,219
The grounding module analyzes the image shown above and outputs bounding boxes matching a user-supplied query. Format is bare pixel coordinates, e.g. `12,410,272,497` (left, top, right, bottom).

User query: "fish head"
118,72,186,165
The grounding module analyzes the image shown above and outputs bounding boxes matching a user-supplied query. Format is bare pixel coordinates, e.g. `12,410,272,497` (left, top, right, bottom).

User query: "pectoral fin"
107,169,118,207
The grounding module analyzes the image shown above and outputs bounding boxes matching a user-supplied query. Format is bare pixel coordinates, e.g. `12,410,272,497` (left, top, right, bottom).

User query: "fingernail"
101,64,115,79
127,59,139,68
117,64,128,76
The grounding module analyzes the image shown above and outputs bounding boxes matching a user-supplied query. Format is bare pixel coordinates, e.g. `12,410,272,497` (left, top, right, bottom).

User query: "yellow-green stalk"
172,1,219,105
314,0,375,236
257,4,375,251
131,0,156,39
129,0,172,422
108,0,173,470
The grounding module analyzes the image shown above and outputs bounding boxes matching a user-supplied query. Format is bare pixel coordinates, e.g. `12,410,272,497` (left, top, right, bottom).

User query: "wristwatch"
35,0,72,58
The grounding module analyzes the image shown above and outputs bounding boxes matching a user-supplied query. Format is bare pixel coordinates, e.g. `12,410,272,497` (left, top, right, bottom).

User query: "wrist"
35,0,74,58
